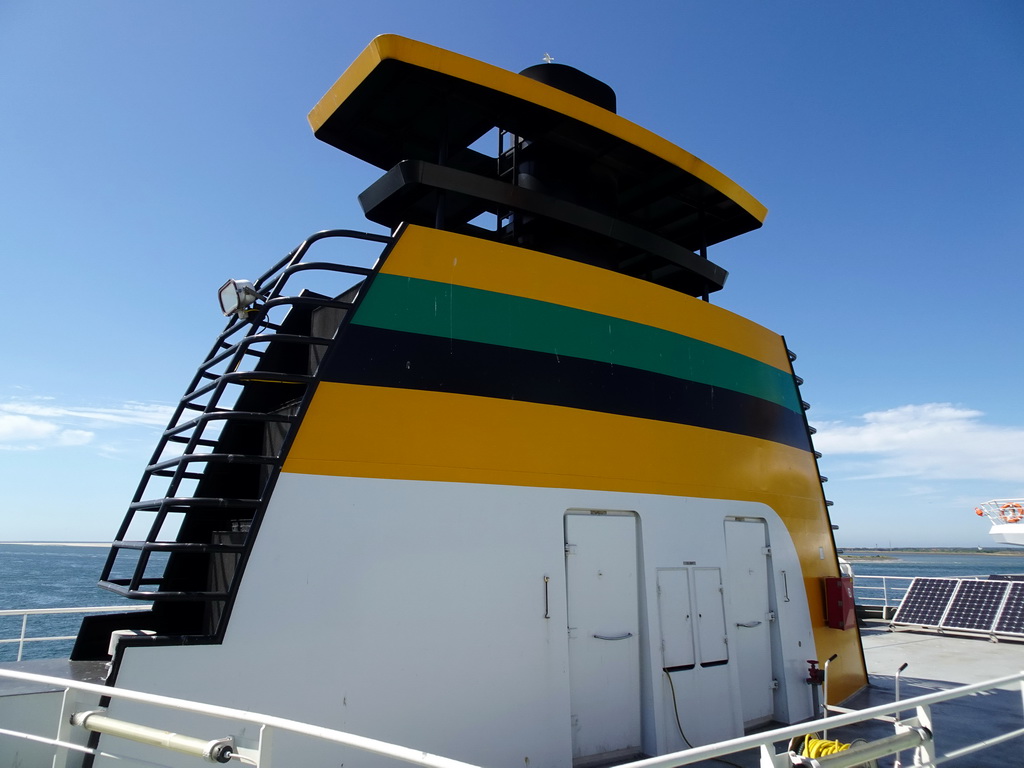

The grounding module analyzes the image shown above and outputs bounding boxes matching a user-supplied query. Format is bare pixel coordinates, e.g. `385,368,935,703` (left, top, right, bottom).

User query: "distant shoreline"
1,542,110,548
841,548,1024,557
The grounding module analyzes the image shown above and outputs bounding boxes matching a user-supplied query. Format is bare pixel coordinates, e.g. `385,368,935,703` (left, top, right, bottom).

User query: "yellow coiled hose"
794,734,851,757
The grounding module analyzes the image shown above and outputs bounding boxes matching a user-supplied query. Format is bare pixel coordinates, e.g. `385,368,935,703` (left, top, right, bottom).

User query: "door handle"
593,632,634,641
735,621,762,628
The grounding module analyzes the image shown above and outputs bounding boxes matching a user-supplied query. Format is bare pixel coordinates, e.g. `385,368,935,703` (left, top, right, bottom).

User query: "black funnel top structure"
309,35,767,296
518,62,617,112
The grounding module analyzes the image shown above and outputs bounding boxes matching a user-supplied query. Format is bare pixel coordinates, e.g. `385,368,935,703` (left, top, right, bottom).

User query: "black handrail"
97,229,392,622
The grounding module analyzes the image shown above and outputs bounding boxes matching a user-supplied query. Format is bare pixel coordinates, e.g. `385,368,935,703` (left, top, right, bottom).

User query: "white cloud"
0,413,57,441
0,400,173,427
56,429,95,446
814,403,1023,482
0,398,173,451
0,413,95,450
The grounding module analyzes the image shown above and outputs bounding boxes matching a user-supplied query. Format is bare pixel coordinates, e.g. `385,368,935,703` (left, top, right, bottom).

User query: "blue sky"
1,2,1021,546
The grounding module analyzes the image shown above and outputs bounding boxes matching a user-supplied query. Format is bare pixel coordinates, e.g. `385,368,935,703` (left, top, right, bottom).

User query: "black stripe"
324,325,811,451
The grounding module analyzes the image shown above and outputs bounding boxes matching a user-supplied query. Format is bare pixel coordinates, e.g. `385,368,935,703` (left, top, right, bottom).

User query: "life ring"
975,508,985,516
999,503,1023,519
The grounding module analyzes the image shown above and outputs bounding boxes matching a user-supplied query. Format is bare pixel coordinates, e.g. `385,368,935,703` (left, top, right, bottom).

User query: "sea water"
3,544,1024,661
849,550,1024,579
0,543,136,661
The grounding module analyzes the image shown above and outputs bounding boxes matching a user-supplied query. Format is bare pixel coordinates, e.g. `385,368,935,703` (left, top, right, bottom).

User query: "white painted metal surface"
565,512,641,763
656,568,694,669
724,519,774,725
0,480,816,766
693,567,728,667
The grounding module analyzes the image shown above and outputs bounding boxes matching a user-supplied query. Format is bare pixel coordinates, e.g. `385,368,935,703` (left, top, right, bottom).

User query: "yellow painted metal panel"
285,383,813,499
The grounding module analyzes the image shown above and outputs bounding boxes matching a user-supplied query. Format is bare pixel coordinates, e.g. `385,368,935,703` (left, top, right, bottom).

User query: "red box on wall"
824,576,856,630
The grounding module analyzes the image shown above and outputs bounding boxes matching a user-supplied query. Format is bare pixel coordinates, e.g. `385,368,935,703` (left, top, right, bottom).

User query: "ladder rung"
147,453,277,473
108,541,246,553
129,497,260,512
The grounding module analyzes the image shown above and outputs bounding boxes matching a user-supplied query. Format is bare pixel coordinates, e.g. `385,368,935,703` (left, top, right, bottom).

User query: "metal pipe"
0,669,487,768
894,662,909,721
71,711,234,763
0,666,1017,768
812,727,930,768
822,653,837,739
893,662,909,768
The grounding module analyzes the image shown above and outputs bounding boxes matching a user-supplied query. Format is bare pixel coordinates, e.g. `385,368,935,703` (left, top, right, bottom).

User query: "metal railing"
853,574,915,611
0,606,149,662
0,666,1021,768
854,574,990,615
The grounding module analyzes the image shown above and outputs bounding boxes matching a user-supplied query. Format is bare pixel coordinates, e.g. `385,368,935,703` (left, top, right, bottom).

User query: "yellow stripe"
286,383,817,502
308,35,767,224
379,226,791,371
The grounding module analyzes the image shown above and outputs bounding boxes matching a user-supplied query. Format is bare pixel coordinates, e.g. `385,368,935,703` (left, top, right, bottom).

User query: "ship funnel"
518,63,616,113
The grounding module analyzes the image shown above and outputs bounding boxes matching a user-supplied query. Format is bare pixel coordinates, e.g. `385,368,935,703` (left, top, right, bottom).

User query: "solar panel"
994,582,1024,636
891,578,957,626
940,580,1007,631
892,576,1024,640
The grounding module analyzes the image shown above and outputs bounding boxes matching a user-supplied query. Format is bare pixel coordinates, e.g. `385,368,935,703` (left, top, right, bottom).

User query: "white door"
657,568,694,670
565,513,641,762
724,519,774,725
693,567,729,667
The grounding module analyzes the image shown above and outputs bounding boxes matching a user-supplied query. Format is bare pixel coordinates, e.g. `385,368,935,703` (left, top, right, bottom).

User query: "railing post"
53,686,102,768
258,723,274,768
915,704,936,766
17,613,28,661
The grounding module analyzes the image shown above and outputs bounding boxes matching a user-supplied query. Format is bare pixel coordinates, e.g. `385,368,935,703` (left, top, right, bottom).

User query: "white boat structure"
975,499,1024,547
1,35,1022,768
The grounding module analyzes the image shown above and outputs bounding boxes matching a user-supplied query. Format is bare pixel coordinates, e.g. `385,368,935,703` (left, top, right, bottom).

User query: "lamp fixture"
218,279,260,319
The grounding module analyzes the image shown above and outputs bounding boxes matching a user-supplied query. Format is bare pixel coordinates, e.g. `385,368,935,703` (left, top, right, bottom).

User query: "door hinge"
767,611,776,622
564,543,576,556
762,546,772,556
770,679,780,690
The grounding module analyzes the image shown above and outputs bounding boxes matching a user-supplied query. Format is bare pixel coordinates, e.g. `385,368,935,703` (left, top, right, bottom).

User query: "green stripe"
353,273,801,412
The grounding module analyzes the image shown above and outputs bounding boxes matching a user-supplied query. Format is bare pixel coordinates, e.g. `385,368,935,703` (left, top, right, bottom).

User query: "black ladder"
96,229,391,639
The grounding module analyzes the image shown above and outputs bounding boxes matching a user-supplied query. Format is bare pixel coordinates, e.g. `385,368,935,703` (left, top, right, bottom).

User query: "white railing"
0,606,149,662
619,669,1024,767
975,498,1024,525
853,574,990,615
852,574,914,610
0,666,1021,768
0,667,480,768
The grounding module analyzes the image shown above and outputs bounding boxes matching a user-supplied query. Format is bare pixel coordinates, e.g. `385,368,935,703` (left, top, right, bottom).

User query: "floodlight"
218,279,260,319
